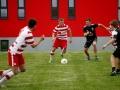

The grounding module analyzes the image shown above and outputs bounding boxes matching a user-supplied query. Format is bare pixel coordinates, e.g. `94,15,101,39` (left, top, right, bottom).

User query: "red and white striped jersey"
9,26,34,54
53,24,70,40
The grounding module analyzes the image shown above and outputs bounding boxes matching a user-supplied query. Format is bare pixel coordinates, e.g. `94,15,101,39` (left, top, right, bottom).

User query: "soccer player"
49,18,72,63
83,18,106,60
0,19,44,87
102,20,120,76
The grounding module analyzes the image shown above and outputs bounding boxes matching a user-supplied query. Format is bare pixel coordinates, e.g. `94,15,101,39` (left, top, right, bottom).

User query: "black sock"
116,69,120,72
112,67,116,72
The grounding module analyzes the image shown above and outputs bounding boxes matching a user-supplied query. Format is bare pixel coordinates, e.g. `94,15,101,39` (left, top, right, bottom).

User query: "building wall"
0,0,118,51
0,0,118,37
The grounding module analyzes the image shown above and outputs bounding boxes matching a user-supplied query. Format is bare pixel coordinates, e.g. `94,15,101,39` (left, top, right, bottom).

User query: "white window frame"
18,0,25,19
0,0,8,19
51,0,59,19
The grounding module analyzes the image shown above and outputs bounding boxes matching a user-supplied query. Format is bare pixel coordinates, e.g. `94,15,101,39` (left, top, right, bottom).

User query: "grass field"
0,51,120,90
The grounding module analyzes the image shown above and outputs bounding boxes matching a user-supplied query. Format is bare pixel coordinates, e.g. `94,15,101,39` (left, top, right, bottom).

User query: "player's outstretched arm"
102,38,115,49
98,24,109,29
98,24,112,34
31,35,45,48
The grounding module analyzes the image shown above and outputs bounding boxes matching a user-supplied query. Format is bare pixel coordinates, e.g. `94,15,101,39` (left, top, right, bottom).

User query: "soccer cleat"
110,71,116,76
87,56,90,60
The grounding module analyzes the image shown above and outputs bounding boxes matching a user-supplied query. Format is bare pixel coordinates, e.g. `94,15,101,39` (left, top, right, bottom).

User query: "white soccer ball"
61,58,68,64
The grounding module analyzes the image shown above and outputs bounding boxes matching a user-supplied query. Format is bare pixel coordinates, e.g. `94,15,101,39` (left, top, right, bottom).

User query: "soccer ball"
61,58,68,64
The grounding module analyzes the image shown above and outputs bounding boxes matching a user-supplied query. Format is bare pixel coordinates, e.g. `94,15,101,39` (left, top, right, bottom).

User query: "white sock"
0,71,14,85
6,71,14,77
2,69,12,76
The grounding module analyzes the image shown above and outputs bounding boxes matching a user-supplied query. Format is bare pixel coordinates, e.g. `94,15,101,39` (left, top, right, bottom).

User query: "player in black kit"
83,18,106,60
102,20,120,76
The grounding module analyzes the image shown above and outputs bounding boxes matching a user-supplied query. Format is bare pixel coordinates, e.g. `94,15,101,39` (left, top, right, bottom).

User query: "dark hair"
110,20,119,28
28,19,37,28
85,18,91,22
58,18,64,21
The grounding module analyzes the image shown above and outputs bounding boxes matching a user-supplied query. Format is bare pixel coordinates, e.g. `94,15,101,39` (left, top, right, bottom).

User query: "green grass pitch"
0,51,120,90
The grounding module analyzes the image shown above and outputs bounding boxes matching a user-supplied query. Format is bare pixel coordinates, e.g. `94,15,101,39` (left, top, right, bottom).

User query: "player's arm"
52,32,57,41
98,24,109,30
31,35,44,48
98,24,112,34
68,27,72,43
52,28,57,41
102,31,117,49
102,38,116,49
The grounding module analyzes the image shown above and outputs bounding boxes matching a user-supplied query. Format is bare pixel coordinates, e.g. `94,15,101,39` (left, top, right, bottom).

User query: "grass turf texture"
0,51,120,90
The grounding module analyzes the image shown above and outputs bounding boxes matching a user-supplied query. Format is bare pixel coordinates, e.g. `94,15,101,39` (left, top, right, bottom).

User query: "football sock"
2,69,12,76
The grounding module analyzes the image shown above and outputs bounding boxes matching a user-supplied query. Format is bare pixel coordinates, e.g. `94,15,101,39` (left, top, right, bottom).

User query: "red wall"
0,0,118,37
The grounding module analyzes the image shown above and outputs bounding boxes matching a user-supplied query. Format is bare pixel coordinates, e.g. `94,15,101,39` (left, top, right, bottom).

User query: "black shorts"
113,48,120,59
84,37,97,48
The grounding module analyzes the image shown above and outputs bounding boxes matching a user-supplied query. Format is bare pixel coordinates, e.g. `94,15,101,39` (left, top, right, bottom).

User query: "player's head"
58,18,64,26
85,18,91,26
28,19,37,30
109,20,119,30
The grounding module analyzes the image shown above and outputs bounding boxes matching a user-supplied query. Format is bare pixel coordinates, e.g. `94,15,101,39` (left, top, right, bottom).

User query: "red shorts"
53,38,67,49
8,51,25,67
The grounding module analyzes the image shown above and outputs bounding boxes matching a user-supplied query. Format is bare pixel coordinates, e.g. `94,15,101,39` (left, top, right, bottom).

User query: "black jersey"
83,24,98,40
113,28,120,48
112,28,120,59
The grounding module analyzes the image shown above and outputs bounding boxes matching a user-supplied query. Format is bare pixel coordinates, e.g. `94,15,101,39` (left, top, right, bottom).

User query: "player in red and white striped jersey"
0,19,44,87
50,18,72,63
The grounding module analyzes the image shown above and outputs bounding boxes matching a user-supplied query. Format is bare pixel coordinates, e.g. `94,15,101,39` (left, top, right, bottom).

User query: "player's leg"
110,55,117,76
0,69,12,78
61,48,67,58
19,65,26,72
92,40,98,60
84,41,92,60
19,54,26,72
84,47,90,60
0,52,16,87
113,49,120,74
0,52,19,86
50,47,57,63
0,69,15,87
49,38,59,63
60,40,67,58
0,67,17,87
111,48,120,76
116,58,120,74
